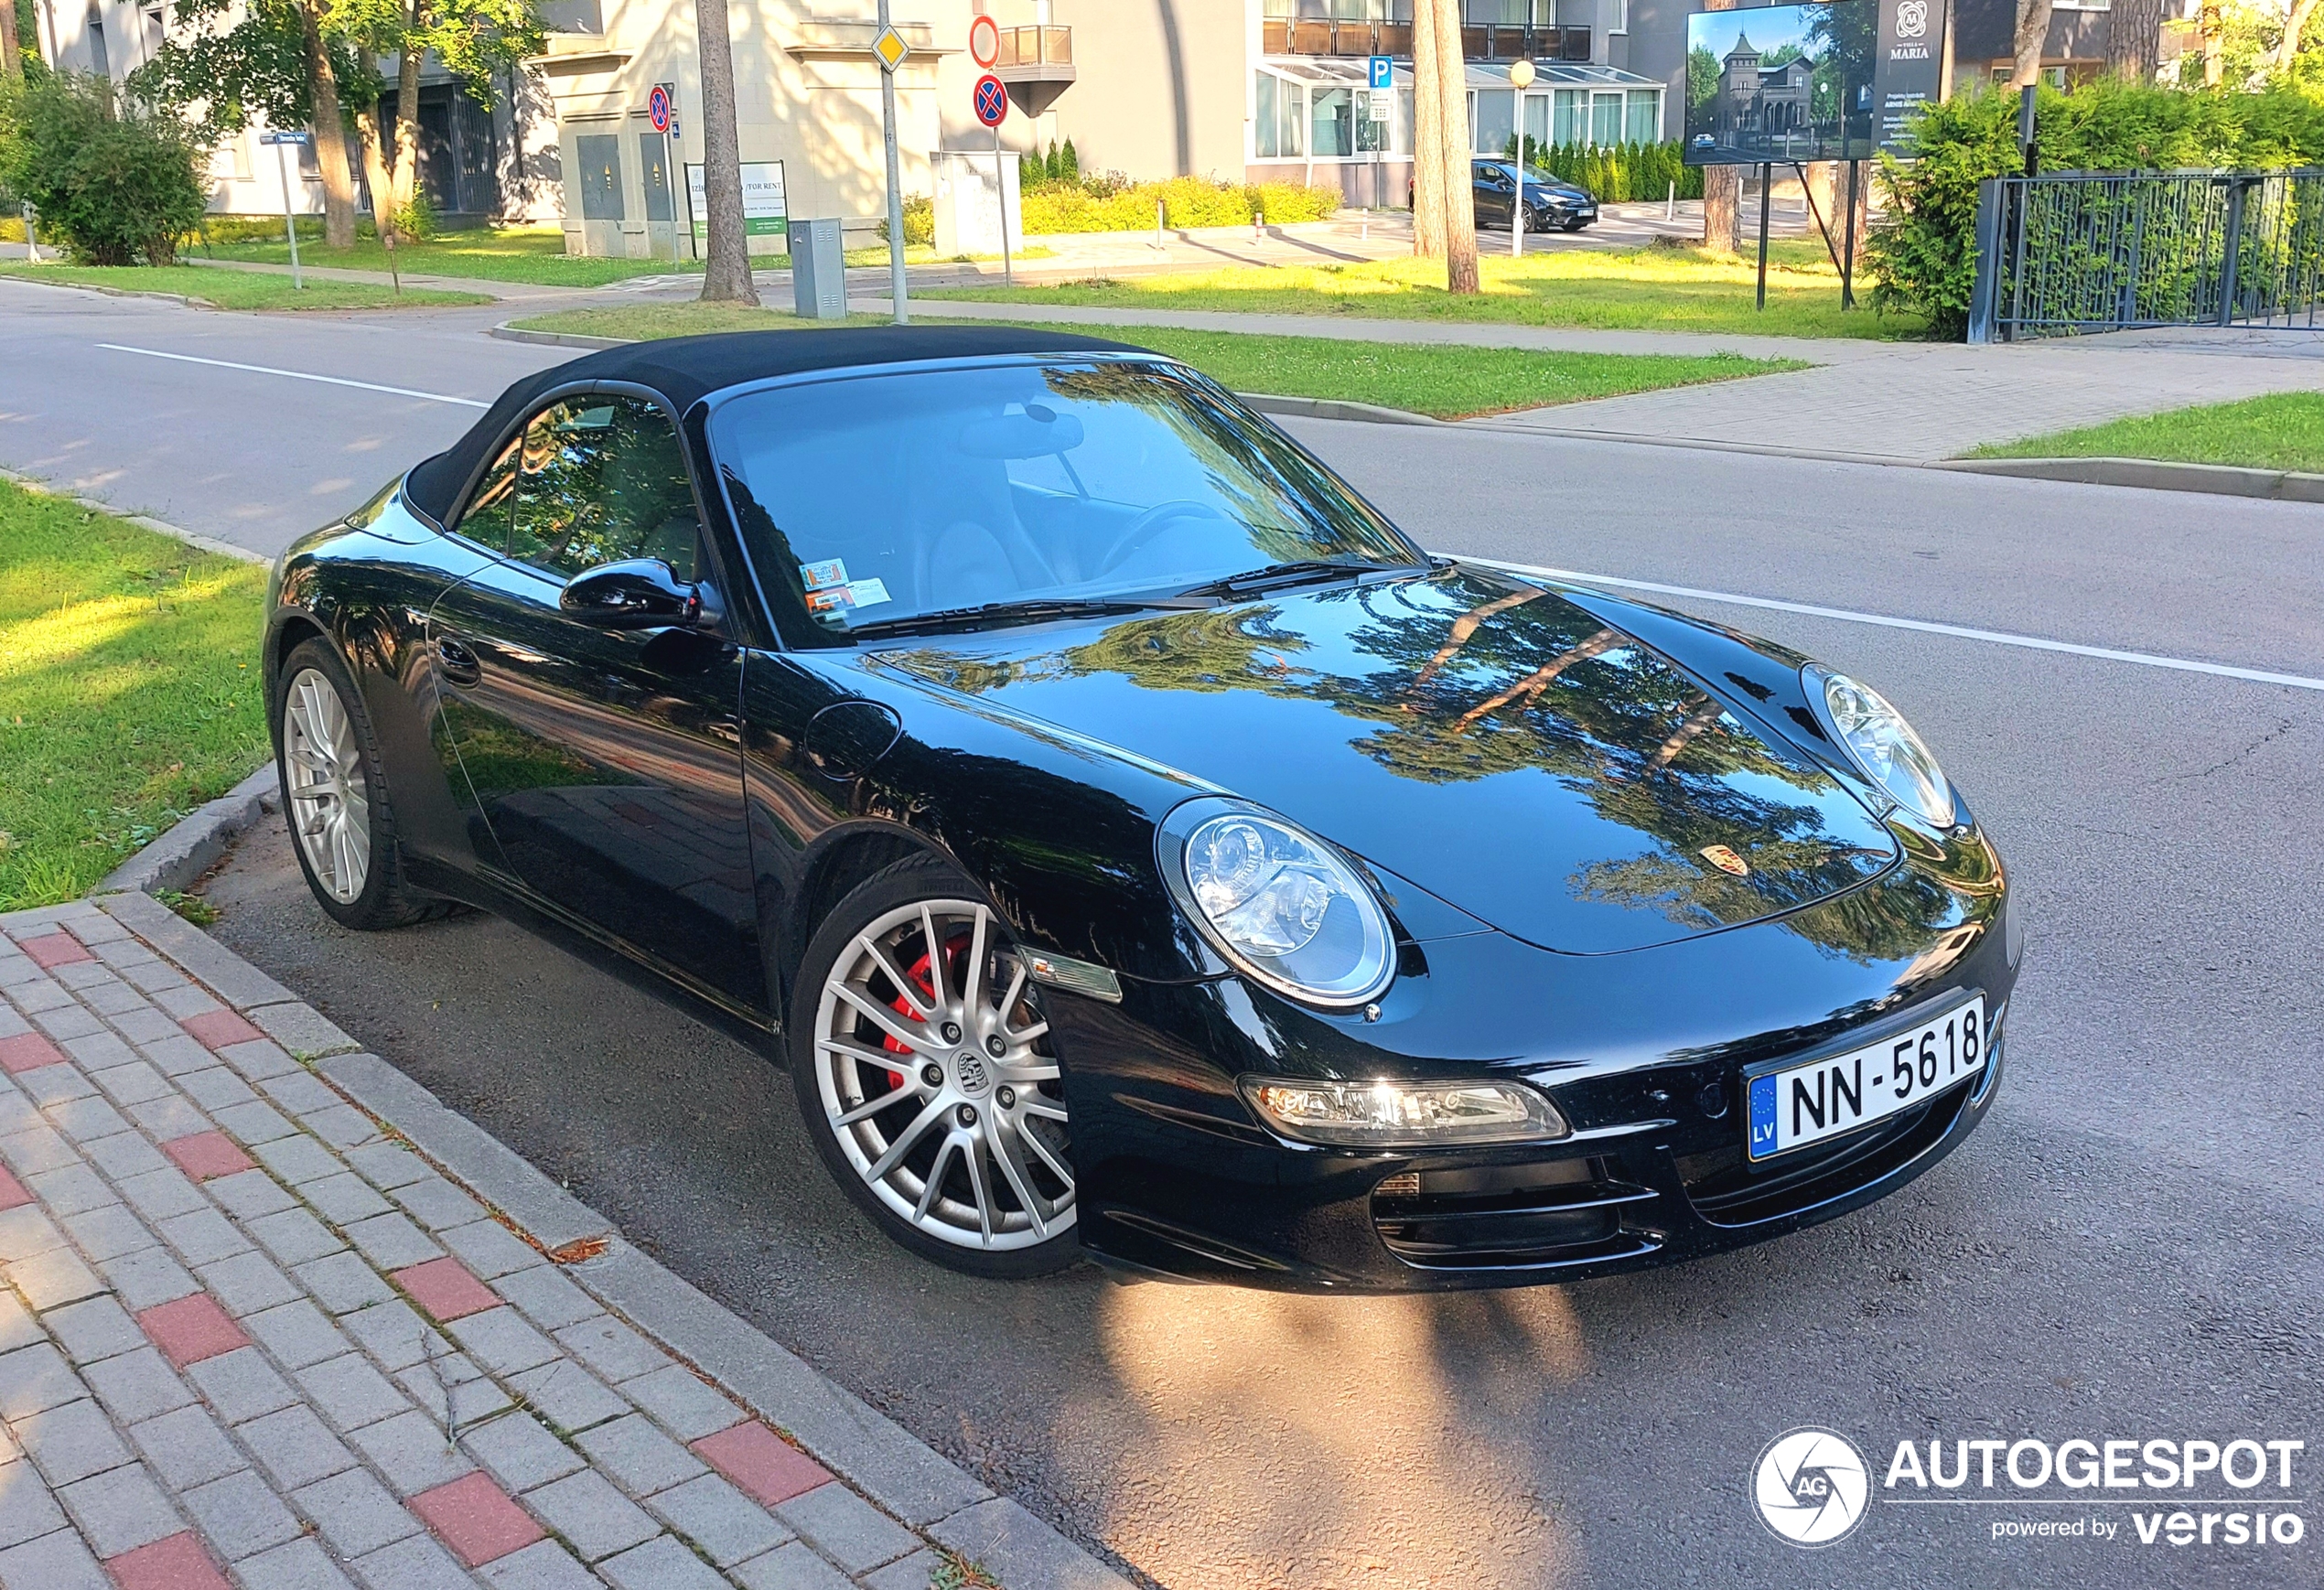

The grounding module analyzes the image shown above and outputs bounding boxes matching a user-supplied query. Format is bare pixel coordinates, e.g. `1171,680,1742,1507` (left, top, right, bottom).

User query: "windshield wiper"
1177,559,1393,599
846,594,1210,640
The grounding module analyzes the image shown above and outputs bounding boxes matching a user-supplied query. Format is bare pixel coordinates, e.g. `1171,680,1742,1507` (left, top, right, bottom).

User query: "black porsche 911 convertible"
264,327,2019,1291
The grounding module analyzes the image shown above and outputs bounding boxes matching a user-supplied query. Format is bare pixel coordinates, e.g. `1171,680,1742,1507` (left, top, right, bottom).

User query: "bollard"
1666,181,1675,221
1155,199,1164,252
1253,206,1264,245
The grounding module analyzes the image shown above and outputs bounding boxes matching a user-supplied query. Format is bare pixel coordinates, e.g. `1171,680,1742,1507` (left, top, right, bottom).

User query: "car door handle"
436,637,482,687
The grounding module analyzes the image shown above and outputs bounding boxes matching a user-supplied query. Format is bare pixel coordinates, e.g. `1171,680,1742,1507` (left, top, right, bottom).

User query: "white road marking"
1469,556,2324,694
96,344,492,408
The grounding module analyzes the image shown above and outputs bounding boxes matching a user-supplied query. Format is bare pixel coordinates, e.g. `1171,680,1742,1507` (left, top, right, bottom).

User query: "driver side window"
509,395,703,584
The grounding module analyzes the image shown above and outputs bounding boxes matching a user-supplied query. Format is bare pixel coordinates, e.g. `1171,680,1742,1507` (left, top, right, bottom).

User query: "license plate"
1747,995,1985,1161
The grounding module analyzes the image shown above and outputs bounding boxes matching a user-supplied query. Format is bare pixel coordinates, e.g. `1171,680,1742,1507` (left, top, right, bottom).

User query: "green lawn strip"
920,240,1920,341
1964,392,2324,474
0,262,488,310
0,482,270,910
506,304,1800,420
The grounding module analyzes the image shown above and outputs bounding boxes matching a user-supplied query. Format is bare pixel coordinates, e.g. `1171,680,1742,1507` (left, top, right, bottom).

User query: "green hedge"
1020,175,1340,235
1867,81,2324,338
1503,138,1705,203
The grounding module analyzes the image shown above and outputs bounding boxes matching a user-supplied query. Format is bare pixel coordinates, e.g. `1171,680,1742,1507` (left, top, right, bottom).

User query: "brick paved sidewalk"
0,897,1042,1590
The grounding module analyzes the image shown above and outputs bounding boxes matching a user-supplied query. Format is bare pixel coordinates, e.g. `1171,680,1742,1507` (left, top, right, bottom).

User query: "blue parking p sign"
1368,55,1392,90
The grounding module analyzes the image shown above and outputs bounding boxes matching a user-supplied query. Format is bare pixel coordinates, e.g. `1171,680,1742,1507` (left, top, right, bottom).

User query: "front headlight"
1158,800,1395,1007
1241,1076,1568,1147
1811,669,1956,829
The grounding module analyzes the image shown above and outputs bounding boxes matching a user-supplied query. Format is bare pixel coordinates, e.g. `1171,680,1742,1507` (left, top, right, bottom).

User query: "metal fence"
1967,168,2324,342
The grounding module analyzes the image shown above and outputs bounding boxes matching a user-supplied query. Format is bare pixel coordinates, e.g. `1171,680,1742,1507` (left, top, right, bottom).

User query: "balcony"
1264,20,1586,61
994,24,1075,116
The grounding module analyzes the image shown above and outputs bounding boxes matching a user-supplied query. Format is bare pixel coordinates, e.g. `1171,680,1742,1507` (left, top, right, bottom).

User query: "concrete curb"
490,320,632,350
85,889,1133,1590
94,763,281,897
0,464,269,564
1935,454,2324,501
0,270,220,309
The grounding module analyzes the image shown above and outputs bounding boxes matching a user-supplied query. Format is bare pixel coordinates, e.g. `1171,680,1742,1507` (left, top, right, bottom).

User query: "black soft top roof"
402,324,1149,527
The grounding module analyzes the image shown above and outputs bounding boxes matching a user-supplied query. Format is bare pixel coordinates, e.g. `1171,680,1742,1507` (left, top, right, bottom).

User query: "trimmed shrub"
0,73,209,265
877,194,934,247
1505,139,1705,203
1020,173,1339,234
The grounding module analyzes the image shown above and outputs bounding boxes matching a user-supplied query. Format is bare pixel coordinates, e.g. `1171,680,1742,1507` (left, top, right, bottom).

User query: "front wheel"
791,860,1079,1278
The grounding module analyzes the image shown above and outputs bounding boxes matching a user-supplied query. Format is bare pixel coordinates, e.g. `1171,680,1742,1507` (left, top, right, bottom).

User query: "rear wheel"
791,860,1078,1277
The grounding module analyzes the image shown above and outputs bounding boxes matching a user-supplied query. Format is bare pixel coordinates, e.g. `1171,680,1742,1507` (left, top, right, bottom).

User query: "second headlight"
1158,800,1396,1008
1809,668,1957,830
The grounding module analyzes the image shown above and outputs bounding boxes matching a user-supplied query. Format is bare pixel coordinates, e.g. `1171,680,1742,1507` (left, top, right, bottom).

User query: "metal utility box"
791,218,846,319
930,151,1023,260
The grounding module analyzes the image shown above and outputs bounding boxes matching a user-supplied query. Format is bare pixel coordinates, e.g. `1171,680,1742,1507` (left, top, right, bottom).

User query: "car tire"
791,855,1081,1278
273,637,450,931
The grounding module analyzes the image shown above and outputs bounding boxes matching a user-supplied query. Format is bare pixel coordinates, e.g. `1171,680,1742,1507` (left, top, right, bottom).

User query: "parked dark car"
1414,159,1599,232
264,328,2018,1291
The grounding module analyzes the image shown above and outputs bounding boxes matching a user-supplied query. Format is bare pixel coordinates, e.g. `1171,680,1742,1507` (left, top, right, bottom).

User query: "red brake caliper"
880,929,973,1089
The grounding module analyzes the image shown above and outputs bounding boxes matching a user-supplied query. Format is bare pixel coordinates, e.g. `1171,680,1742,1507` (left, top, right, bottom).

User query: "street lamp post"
1508,58,1533,260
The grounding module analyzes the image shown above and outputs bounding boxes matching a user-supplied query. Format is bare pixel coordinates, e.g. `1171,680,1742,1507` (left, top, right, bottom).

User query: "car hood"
1524,180,1591,202
866,565,1899,954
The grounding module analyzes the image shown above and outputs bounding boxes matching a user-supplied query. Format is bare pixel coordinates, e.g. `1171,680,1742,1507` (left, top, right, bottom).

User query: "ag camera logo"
1896,0,1930,38
1753,1428,1871,1547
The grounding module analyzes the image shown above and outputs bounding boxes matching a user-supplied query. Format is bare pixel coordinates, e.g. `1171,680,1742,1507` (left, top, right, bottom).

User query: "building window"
1254,71,1306,159
1608,0,1627,32
1553,89,1583,146
1311,85,1354,157
1589,91,1622,147
1625,89,1658,143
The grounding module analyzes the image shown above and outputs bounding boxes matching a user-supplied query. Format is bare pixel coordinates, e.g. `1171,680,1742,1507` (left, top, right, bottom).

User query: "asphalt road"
8,285,2321,1588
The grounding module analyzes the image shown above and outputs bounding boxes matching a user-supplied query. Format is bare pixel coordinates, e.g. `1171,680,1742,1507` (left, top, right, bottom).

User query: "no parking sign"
647,83,672,133
974,73,1006,128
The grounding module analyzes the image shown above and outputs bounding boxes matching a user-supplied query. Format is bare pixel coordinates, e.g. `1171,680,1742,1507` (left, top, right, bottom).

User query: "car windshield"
710,358,1423,646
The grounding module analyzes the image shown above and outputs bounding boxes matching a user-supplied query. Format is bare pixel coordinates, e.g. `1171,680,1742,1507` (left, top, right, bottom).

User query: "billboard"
1684,0,1941,164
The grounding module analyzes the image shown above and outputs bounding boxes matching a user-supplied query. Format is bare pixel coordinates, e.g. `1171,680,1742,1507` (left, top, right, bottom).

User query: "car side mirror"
560,559,702,628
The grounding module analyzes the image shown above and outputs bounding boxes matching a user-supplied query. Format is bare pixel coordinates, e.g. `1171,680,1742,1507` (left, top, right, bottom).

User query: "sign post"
873,5,910,324
1368,56,1392,216
260,129,312,290
649,82,678,262
974,70,1012,285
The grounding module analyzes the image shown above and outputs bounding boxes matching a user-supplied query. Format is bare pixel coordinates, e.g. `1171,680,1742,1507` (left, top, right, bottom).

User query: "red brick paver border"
16,930,93,969
137,1295,251,1369
408,1473,545,1567
0,1031,66,1075
391,1256,502,1322
0,1166,32,1212
104,1531,231,1590
692,1422,833,1509
179,1009,265,1050
161,1132,256,1182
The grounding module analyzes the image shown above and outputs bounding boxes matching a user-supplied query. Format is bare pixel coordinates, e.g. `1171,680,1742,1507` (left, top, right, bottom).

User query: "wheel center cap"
952,1051,991,1095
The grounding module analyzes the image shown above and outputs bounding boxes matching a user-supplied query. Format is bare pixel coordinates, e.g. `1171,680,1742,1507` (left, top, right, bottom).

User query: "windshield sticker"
801,558,848,591
805,585,855,616
845,577,892,608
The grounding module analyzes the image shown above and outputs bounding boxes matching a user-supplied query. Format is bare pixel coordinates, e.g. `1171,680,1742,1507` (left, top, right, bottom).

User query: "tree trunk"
1704,168,1740,253
2011,0,2052,86
394,31,423,214
1,0,22,84
2104,0,2166,80
357,104,399,242
298,0,359,248
2198,0,2222,85
1411,0,1444,259
1432,0,1478,295
694,0,758,304
2271,0,2319,75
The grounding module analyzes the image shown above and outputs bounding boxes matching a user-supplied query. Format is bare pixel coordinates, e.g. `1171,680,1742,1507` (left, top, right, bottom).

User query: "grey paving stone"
391,1176,486,1233
42,1095,131,1145
24,1162,112,1218
82,1346,195,1425
398,1356,512,1428
77,1129,168,1180
296,1251,394,1315
729,1541,856,1590
459,1411,584,1493
27,1004,102,1041
247,1207,344,1268
89,1059,173,1107
149,985,222,1021
197,1250,305,1317
208,1166,299,1221
109,1006,185,1045
251,1134,343,1187
176,1065,259,1112
240,1403,359,1490
135,1032,220,1077
342,1211,442,1271
125,1402,245,1490
489,1266,598,1335
772,1481,918,1574
244,1003,361,1062
575,1414,706,1496
0,1296,38,1356
646,1471,791,1567
439,1219,544,1281
303,1173,392,1227
6,1245,105,1310
59,1201,156,1264
96,1245,199,1309
184,1466,307,1563
218,1038,301,1084
0,1126,79,1178
621,1364,742,1443
245,1299,350,1371
296,1353,411,1434
0,1207,62,1264
16,1396,133,1485
447,1308,557,1379
234,1533,358,1589
80,982,151,1017
0,1341,84,1421
504,1359,629,1436
57,1460,183,1556
857,1548,943,1590
257,1071,340,1116
186,1345,300,1424
303,1105,382,1150
348,1409,475,1496
478,1539,600,1590
349,1533,476,1590
113,1165,208,1222
43,1295,142,1365
64,1036,144,1078
597,1532,728,1590
552,1316,666,1384
524,1467,662,1562
0,1097,35,1140
0,1460,67,1551
212,1100,300,1146
292,1466,422,1556
125,1093,212,1141
158,1206,253,1267
343,1141,432,1191
339,1300,445,1373
0,1523,110,1590
15,1063,96,1107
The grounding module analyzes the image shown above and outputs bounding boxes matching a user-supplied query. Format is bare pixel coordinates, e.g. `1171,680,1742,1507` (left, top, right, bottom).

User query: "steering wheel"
1095,500,1231,579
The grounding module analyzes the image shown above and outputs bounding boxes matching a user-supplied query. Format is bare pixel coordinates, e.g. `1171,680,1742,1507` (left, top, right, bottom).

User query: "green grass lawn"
0,262,488,311
1966,392,2324,473
0,482,270,910
507,304,1802,420
920,240,1920,340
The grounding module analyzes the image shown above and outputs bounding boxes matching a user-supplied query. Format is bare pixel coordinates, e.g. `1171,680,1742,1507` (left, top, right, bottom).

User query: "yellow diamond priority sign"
872,26,909,72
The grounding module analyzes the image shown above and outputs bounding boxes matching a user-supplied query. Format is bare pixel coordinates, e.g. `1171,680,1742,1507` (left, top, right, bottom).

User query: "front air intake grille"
1678,1089,1964,1226
1372,1159,1661,1270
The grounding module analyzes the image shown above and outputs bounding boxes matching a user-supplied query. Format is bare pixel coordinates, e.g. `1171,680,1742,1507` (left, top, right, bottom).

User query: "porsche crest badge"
1699,844,1750,878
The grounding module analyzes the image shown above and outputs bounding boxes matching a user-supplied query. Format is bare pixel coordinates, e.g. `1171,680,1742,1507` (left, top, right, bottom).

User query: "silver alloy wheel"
281,667,372,905
812,899,1073,1252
